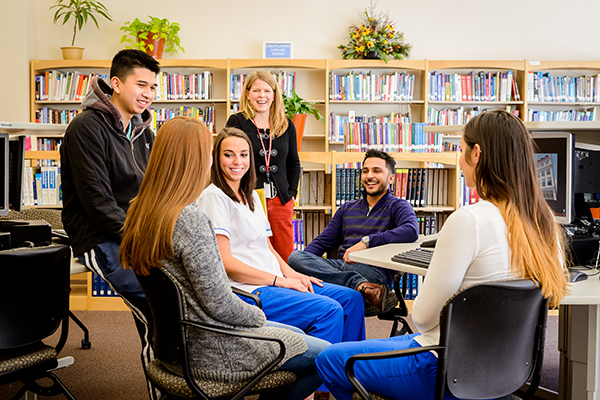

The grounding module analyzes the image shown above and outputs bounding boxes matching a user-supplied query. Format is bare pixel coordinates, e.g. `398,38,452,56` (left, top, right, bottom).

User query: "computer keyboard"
391,248,434,268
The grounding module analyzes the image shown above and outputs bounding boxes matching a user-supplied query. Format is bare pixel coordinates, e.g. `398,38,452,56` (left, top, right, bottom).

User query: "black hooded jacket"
60,76,154,256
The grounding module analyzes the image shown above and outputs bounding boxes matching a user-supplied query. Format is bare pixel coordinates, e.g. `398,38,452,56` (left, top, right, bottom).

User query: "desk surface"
561,273,600,305
349,235,600,306
348,235,435,276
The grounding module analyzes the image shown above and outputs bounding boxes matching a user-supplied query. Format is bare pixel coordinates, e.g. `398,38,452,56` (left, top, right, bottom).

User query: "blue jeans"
315,333,460,400
262,321,329,400
288,250,390,290
239,282,366,344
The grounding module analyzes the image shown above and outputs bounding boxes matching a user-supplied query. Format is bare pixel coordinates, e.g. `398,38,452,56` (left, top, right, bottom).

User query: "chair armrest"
179,319,286,400
345,345,445,400
232,286,262,309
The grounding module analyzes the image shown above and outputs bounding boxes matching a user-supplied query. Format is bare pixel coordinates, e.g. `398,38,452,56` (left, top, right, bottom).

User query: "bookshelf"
327,59,427,153
28,58,600,310
298,151,460,215
524,60,600,122
426,60,526,125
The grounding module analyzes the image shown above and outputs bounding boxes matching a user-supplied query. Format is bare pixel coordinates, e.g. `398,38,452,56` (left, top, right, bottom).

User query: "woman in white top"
197,127,366,346
314,110,570,400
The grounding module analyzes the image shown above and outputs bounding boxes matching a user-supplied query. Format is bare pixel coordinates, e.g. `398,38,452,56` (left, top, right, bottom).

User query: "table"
348,235,435,276
349,240,600,400
558,276,600,400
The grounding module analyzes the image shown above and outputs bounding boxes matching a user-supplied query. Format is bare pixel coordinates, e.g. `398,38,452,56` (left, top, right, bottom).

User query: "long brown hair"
211,127,257,212
463,110,569,307
120,117,213,275
239,70,289,137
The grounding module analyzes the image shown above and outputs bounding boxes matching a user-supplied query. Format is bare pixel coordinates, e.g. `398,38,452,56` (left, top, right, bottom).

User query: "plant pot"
61,46,84,60
292,114,308,151
139,32,165,59
364,51,380,60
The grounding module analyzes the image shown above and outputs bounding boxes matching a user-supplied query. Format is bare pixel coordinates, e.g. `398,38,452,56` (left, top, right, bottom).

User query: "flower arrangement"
338,2,411,63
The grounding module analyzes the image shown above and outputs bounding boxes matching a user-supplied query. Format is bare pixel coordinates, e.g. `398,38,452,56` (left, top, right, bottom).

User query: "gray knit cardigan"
161,203,307,384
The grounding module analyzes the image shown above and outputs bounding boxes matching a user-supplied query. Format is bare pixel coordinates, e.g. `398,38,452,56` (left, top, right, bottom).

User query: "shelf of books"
327,59,428,154
426,60,525,127
524,60,600,122
0,121,67,208
30,59,228,134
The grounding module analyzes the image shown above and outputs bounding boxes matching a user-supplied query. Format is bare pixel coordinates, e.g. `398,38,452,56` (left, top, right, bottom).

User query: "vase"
364,51,380,60
292,114,308,151
139,32,165,59
60,47,84,60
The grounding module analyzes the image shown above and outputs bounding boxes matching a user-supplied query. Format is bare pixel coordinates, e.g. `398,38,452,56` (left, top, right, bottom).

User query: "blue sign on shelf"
263,42,293,59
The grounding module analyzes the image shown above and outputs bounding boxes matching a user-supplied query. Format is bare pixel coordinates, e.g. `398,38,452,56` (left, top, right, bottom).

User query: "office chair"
347,279,549,400
136,267,296,400
0,208,92,349
0,244,78,400
371,272,413,337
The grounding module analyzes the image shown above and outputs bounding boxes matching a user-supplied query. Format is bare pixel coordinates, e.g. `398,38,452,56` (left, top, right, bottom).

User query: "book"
317,171,325,204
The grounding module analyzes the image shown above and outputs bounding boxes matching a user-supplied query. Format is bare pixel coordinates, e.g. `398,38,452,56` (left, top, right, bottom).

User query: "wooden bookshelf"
28,58,600,311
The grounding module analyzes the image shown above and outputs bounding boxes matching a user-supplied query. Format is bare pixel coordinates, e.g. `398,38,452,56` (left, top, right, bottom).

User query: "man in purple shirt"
288,149,419,312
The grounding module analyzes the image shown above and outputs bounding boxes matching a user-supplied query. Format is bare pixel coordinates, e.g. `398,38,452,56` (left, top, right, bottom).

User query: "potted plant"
282,90,324,151
49,0,112,60
338,1,411,63
120,16,185,59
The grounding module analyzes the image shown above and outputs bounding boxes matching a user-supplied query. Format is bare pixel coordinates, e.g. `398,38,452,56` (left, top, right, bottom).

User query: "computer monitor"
531,131,574,225
0,133,8,216
574,148,600,194
8,135,25,212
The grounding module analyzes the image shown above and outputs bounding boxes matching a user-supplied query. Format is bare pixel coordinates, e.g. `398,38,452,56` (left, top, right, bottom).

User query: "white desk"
558,275,600,400
348,235,435,276
350,241,600,400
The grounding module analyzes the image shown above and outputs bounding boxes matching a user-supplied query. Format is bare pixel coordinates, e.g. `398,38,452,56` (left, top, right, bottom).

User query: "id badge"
263,181,277,199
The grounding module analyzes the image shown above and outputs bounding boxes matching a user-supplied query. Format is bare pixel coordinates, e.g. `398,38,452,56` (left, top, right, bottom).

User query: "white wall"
2,0,600,121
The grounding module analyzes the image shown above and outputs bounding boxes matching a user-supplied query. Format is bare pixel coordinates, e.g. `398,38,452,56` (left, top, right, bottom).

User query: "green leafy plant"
119,16,185,55
49,0,112,47
282,91,324,122
338,1,411,63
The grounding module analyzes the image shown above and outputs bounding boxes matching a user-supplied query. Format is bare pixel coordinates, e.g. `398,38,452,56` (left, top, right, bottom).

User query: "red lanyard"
255,120,272,176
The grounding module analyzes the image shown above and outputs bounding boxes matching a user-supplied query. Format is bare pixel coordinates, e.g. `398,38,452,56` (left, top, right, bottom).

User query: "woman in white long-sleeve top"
314,110,570,400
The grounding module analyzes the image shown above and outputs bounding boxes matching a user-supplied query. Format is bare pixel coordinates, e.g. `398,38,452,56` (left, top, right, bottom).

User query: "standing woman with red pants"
226,70,300,262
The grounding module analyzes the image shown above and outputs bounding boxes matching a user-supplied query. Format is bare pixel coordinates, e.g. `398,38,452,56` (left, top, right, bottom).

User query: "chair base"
12,372,77,400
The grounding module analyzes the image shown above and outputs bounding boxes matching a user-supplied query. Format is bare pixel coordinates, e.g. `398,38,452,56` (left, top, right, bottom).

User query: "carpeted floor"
0,311,559,400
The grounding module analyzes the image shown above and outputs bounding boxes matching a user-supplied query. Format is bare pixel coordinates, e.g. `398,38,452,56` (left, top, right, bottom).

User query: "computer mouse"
420,239,437,248
569,270,588,282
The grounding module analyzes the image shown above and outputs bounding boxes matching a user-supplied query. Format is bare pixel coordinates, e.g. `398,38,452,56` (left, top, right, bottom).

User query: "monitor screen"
8,136,25,212
574,147,600,194
0,133,8,216
531,132,574,225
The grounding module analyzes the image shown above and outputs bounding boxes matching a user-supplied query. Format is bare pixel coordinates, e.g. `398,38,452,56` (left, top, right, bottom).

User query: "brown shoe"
357,282,388,312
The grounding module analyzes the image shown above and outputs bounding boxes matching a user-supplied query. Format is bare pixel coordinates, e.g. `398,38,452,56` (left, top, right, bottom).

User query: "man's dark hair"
110,49,160,81
363,149,395,174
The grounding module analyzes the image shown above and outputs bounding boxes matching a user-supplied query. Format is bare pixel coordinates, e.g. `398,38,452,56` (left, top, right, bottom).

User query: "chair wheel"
81,339,91,349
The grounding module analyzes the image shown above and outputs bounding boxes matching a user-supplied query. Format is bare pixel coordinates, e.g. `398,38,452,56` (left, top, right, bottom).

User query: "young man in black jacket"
60,49,160,399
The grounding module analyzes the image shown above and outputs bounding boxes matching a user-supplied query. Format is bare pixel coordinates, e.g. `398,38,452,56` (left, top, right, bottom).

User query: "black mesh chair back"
136,267,186,365
0,244,77,400
347,279,549,400
439,279,548,399
0,245,71,350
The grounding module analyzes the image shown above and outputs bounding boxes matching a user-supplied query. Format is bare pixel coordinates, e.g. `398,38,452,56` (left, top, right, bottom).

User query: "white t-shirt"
197,184,282,293
412,200,514,347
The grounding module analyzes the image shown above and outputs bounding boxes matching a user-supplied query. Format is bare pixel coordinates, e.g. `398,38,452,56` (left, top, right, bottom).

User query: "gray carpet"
0,311,559,400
